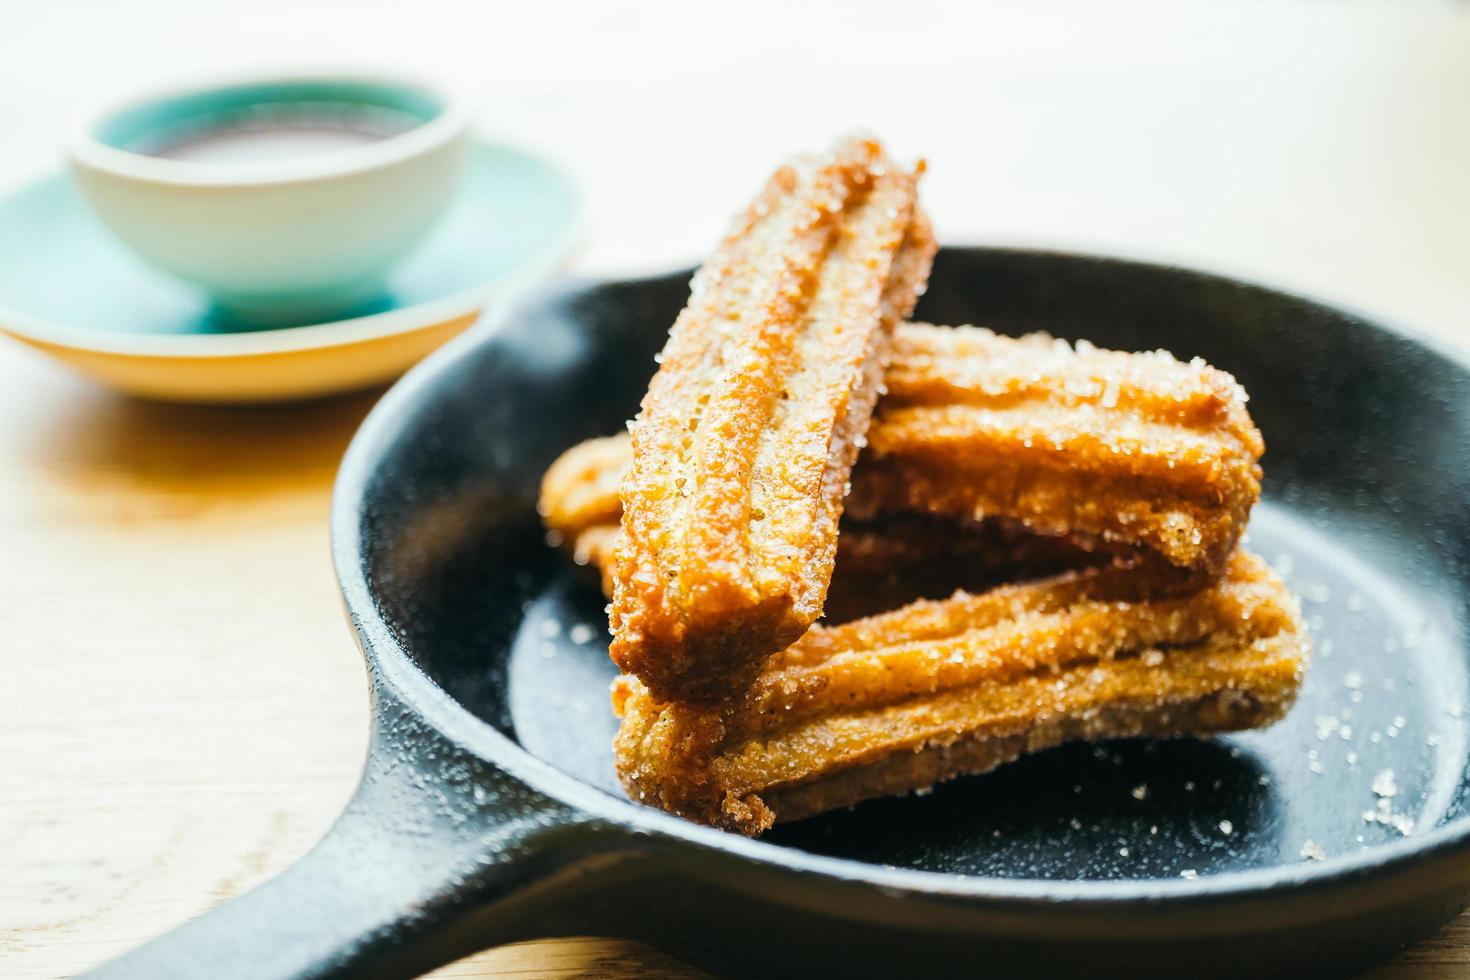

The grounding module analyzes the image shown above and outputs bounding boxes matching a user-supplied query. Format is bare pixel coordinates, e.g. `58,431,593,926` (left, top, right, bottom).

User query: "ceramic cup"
67,73,470,327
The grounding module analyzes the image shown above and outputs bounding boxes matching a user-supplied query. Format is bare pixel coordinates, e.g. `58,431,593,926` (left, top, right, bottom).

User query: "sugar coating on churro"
533,137,1297,838
540,322,1263,592
857,323,1264,575
612,551,1308,836
609,137,935,703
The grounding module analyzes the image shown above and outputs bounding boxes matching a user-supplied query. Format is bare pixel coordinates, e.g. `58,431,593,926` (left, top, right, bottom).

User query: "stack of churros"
536,136,1310,836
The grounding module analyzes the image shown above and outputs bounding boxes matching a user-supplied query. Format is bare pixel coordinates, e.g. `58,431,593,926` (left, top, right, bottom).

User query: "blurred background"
4,0,1467,335
2,2,1468,977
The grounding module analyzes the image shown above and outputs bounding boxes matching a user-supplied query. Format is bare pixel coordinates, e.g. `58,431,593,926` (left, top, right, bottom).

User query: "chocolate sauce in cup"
68,74,470,328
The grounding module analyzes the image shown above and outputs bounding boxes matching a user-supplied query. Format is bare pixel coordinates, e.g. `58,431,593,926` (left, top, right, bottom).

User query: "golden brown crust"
533,137,1299,843
540,325,1263,589
537,434,630,544
611,551,1308,836
764,682,1292,824
609,137,935,703
857,324,1264,574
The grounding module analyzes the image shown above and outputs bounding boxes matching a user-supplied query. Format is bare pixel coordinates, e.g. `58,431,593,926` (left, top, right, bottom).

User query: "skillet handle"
85,688,642,979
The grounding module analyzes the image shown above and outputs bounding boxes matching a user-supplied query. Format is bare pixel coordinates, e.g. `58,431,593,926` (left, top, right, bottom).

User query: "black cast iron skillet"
94,248,1470,979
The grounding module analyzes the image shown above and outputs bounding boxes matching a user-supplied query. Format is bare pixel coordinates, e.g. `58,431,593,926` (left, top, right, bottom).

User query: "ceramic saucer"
0,139,580,402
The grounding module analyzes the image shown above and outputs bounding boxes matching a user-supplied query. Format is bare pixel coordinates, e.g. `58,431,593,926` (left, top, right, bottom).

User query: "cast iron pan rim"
330,244,1470,907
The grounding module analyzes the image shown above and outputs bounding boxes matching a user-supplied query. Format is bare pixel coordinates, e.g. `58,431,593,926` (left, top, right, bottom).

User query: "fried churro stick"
538,434,628,549
612,551,1307,836
541,324,1261,591
860,323,1263,575
610,137,936,702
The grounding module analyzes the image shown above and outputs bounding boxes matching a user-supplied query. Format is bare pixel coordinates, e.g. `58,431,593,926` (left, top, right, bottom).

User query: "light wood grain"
1,331,1465,976
3,3,1470,977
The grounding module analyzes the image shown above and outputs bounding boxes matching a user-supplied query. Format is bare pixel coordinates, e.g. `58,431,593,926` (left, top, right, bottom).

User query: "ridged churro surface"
860,323,1263,574
540,323,1262,596
609,137,935,702
611,551,1307,836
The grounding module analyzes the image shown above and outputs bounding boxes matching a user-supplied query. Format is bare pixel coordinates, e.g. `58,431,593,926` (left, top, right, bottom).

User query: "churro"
612,551,1307,836
610,137,935,702
860,323,1263,576
531,135,1301,839
541,323,1261,596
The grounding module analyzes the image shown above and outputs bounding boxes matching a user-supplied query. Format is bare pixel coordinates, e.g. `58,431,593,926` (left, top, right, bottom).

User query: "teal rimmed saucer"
0,139,580,402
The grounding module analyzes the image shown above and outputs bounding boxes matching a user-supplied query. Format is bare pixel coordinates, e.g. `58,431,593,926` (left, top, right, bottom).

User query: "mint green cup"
67,74,470,327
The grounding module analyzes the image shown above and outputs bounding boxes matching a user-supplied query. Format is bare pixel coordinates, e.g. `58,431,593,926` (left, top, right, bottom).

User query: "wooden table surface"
3,346,1470,980
4,3,1470,977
